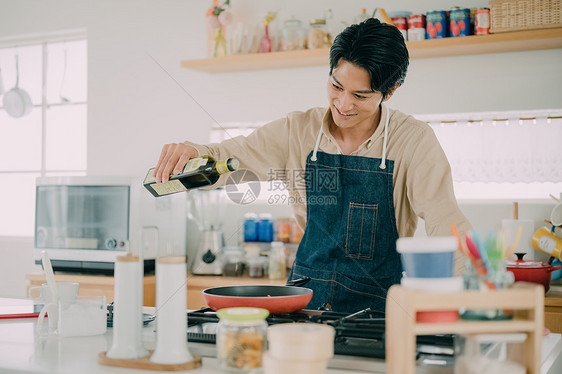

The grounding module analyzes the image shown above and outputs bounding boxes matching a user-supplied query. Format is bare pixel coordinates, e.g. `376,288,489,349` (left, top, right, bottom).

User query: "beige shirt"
187,105,471,271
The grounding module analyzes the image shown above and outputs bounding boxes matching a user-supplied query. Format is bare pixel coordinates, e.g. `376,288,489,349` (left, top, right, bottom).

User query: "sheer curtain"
417,110,562,183
210,109,562,185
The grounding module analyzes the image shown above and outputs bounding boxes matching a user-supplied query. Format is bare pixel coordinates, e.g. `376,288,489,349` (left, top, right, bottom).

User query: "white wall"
1,0,561,297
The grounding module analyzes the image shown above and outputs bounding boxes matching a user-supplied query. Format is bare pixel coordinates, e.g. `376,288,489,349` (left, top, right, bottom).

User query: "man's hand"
153,143,198,183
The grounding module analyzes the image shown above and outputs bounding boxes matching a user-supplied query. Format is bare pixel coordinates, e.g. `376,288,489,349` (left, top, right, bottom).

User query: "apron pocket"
345,202,378,260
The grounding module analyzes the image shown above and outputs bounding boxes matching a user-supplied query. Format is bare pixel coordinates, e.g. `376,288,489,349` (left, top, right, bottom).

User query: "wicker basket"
490,0,562,33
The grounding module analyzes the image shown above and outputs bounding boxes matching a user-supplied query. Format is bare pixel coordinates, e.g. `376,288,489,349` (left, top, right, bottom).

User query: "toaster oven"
34,176,187,274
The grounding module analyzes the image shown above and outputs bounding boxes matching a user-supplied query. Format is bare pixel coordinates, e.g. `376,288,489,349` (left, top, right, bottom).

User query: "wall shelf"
181,28,562,73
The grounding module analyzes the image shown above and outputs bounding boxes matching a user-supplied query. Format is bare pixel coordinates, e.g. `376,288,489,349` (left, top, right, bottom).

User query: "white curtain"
427,114,562,183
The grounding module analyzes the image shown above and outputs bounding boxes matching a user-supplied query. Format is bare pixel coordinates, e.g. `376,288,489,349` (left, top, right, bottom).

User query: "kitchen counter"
1,308,562,374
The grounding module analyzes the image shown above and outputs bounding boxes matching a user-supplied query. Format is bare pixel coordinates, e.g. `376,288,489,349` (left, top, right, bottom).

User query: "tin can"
391,17,408,41
408,14,426,41
449,7,470,37
475,8,490,35
426,10,447,39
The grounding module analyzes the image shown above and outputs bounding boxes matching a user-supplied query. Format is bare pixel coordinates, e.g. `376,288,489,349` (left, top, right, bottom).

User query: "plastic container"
257,213,273,242
267,323,335,360
268,242,287,280
396,236,457,278
244,213,259,242
401,277,463,323
216,307,269,373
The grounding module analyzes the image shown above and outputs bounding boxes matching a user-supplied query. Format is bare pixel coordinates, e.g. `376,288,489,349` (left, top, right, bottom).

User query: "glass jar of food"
222,248,245,277
268,241,287,280
308,19,331,49
280,17,306,51
217,307,269,373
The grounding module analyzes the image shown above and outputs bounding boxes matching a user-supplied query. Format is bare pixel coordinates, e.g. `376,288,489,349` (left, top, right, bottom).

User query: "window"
210,108,562,202
0,34,87,236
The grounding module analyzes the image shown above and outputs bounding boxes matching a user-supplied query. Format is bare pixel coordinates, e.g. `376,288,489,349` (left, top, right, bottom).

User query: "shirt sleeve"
184,116,290,186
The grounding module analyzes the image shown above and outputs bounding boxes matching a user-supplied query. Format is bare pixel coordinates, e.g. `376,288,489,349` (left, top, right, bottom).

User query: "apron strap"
311,126,323,162
379,104,390,170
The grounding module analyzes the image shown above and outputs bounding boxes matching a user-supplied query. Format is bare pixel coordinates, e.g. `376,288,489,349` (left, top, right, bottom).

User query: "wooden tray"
98,351,202,371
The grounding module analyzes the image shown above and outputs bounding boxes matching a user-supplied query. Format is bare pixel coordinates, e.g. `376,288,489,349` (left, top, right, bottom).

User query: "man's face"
327,59,383,130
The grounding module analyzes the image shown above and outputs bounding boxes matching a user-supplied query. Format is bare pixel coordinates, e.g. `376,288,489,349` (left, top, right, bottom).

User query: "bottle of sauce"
144,156,239,197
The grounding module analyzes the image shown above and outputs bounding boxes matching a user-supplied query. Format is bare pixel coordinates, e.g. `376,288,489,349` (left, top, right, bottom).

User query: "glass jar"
222,248,246,277
308,19,331,49
247,256,267,278
268,241,287,280
217,307,269,373
280,18,306,51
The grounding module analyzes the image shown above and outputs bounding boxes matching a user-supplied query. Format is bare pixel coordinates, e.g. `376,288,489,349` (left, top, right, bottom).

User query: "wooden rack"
181,28,562,73
386,283,544,374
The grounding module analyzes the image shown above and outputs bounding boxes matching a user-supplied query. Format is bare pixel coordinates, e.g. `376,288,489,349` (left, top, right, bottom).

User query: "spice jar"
280,18,306,51
308,19,331,49
217,307,269,373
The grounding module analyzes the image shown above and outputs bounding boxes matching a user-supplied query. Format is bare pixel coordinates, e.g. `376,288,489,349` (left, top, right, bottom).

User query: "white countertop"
1,313,561,374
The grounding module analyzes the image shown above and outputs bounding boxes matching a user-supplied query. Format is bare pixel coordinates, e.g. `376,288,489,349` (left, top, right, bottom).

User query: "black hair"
329,18,409,99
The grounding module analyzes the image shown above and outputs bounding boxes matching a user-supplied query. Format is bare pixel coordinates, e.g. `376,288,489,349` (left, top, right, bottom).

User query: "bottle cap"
227,158,240,171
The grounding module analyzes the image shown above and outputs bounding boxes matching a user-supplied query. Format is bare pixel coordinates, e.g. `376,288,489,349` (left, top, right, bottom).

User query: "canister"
257,213,273,242
475,8,490,35
244,213,259,242
449,7,470,37
407,14,426,41
426,10,448,39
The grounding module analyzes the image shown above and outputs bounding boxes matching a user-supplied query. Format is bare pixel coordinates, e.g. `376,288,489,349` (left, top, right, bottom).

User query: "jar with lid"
247,256,267,278
268,241,287,280
217,307,269,373
243,213,259,242
222,248,246,277
280,17,306,51
308,19,331,49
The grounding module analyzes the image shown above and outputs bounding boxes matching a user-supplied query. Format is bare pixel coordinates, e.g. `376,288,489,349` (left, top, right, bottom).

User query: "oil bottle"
144,156,239,197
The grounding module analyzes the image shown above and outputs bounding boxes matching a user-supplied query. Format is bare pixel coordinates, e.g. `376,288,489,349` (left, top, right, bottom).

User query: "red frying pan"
202,277,312,314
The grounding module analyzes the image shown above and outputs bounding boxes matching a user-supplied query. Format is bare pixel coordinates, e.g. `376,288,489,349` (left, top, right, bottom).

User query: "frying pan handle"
285,276,311,287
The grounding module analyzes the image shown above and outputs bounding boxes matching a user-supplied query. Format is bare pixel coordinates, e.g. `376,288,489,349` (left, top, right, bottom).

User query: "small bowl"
397,236,457,278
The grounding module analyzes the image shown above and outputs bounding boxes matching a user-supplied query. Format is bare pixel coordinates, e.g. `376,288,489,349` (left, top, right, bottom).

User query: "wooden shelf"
181,28,562,73
386,283,544,374
415,319,537,335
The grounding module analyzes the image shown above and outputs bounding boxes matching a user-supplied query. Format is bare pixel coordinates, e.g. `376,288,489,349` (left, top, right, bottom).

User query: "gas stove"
185,308,455,372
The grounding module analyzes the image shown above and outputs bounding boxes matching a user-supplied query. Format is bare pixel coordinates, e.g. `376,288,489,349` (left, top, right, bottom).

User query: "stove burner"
186,307,454,360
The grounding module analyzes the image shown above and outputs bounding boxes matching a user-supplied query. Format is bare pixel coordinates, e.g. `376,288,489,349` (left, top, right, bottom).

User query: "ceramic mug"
551,203,562,227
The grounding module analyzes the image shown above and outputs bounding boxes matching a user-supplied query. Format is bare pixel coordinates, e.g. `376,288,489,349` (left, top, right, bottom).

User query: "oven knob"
106,239,117,249
202,249,216,264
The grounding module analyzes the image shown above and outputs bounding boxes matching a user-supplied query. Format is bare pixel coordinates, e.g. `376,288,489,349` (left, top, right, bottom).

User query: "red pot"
506,253,561,293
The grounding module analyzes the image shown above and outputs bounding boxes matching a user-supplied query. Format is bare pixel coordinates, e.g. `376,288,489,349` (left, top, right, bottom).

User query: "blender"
188,189,226,275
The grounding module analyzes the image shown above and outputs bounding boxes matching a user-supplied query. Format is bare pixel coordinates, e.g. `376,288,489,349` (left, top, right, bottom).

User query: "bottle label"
151,180,187,195
181,157,208,174
216,160,229,174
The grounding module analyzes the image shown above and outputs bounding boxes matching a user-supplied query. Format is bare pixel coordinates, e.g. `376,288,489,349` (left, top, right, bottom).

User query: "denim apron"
288,105,402,314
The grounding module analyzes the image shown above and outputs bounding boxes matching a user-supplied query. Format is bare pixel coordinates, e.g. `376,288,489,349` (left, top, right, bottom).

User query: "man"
153,19,471,313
